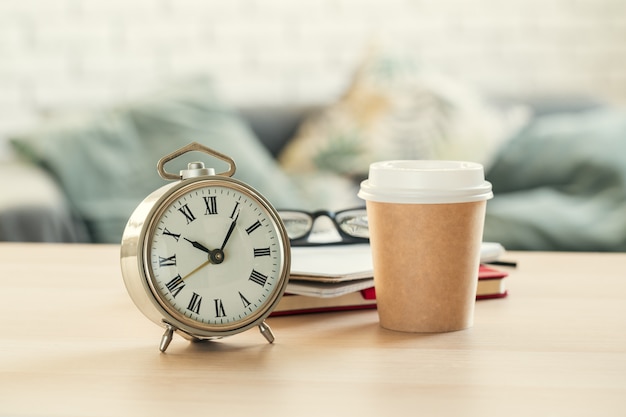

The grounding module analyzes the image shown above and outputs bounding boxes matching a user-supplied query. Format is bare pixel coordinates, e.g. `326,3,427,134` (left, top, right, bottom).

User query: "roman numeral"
178,204,196,224
254,247,271,257
158,254,177,267
230,201,240,219
162,228,180,241
249,269,268,286
245,220,262,235
239,292,251,308
204,196,217,215
187,292,202,315
165,274,185,298
214,299,226,317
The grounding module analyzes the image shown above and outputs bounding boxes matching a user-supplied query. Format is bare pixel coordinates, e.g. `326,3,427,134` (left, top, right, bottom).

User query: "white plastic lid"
358,160,493,204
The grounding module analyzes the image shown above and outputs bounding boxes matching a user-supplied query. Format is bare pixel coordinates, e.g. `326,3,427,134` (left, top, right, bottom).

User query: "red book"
271,265,508,316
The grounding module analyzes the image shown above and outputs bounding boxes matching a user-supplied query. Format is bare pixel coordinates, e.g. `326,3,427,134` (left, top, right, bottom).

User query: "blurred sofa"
0,99,319,244
1,74,625,251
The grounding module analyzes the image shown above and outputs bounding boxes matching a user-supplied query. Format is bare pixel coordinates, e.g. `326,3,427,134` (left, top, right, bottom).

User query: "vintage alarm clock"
120,142,291,352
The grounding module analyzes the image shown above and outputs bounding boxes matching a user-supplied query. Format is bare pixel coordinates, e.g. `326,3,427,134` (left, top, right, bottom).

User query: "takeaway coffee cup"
358,160,493,332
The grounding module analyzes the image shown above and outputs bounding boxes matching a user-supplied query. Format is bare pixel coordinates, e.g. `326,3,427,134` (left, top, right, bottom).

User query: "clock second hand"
181,259,211,281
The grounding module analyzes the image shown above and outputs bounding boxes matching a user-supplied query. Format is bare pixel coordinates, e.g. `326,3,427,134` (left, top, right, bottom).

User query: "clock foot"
159,323,176,353
258,321,275,344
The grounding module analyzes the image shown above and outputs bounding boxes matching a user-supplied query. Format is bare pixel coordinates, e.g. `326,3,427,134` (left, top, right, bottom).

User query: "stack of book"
271,243,510,316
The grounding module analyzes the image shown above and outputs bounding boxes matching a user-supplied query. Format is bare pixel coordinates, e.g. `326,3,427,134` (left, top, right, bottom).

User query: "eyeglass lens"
279,212,313,240
279,209,369,240
335,209,368,238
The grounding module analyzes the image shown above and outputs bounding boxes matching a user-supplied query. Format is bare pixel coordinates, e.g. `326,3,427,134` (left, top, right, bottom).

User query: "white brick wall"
1,0,625,139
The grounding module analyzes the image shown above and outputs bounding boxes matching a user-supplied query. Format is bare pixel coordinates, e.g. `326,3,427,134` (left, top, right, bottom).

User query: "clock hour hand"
184,238,211,254
184,237,224,264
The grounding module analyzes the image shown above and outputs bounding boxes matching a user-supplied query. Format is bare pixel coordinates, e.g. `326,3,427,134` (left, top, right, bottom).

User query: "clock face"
144,179,288,332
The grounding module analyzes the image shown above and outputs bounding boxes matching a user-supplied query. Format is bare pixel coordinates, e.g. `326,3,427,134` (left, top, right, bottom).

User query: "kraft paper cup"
358,160,493,333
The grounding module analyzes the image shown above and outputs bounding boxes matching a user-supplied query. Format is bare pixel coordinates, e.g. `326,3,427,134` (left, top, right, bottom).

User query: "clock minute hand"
220,210,240,251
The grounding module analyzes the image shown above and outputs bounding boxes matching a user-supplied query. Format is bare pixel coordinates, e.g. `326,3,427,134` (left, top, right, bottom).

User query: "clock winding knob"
180,162,215,179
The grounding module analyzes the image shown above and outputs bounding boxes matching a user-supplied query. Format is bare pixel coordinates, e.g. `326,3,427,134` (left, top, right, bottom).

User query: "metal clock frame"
120,143,291,352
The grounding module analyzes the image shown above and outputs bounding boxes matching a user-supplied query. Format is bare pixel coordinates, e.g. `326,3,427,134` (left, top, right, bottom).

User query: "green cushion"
484,108,626,251
11,77,307,243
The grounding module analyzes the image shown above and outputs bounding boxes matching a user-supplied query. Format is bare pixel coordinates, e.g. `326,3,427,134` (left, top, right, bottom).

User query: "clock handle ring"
157,142,237,180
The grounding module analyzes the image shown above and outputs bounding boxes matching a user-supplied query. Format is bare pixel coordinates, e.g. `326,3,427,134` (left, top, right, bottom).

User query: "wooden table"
1,243,625,416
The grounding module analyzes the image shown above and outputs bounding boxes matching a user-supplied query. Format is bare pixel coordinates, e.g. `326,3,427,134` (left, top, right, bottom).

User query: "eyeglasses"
278,208,369,246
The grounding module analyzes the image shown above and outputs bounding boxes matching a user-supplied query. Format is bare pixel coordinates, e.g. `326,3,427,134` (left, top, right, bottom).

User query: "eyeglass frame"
278,207,369,247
